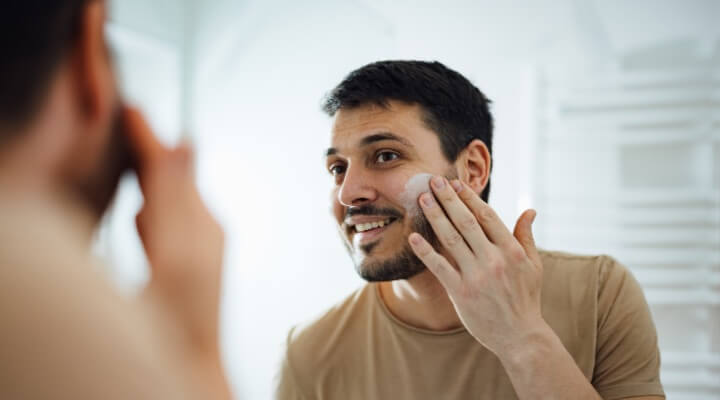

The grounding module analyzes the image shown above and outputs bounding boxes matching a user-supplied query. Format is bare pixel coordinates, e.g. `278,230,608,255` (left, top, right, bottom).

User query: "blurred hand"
408,177,546,357
123,107,225,362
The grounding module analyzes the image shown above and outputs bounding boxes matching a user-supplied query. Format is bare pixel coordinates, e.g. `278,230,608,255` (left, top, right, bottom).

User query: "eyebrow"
325,132,413,158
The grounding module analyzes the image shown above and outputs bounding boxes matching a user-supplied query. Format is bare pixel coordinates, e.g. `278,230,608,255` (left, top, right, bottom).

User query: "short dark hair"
322,60,494,202
0,0,89,139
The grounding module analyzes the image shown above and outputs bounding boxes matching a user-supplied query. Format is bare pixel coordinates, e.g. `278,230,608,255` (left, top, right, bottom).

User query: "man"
276,61,665,399
0,1,231,398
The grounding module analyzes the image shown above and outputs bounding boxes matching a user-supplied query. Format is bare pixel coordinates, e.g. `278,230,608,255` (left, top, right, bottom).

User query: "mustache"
345,205,403,221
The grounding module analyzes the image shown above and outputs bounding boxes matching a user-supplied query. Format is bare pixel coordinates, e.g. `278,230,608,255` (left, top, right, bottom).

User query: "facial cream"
399,173,433,217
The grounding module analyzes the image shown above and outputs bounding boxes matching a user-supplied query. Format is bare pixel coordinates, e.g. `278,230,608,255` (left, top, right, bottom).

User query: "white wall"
105,0,720,399
99,1,186,289
186,1,610,398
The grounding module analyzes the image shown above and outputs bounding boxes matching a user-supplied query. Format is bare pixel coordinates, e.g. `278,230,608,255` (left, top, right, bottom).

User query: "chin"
353,246,427,282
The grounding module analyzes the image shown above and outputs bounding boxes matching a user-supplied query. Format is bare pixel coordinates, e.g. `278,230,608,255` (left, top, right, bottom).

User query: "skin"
0,1,230,399
327,101,662,400
327,102,451,276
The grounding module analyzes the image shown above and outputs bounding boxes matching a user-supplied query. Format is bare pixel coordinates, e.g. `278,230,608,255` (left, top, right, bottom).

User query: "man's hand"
408,176,546,357
124,107,225,361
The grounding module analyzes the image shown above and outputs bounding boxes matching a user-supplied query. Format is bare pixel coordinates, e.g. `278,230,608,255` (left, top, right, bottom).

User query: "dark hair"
0,0,89,139
322,60,494,202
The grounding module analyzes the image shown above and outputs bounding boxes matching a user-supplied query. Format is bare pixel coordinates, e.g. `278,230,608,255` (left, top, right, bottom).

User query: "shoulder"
539,249,612,270
537,250,631,335
539,249,628,288
538,249,646,330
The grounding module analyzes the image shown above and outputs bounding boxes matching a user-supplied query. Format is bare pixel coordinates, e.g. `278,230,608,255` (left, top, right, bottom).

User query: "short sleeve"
275,327,309,400
592,256,665,399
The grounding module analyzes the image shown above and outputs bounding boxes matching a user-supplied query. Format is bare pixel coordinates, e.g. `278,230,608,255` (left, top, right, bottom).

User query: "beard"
71,102,135,220
356,210,440,281
349,168,458,282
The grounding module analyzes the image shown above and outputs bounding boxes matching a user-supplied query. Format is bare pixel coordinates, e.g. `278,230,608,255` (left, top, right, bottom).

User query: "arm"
408,176,663,400
126,107,232,399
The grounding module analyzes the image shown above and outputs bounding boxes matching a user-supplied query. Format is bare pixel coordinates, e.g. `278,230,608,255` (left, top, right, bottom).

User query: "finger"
173,141,196,178
455,180,515,248
418,191,476,272
429,176,491,255
134,211,151,257
408,233,461,289
123,106,169,169
513,209,542,268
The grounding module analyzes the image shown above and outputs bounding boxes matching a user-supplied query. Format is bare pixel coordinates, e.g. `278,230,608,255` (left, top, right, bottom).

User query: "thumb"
513,209,541,267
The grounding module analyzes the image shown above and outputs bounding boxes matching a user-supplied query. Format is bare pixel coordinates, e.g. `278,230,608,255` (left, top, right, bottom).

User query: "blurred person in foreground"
0,1,231,399
276,61,665,399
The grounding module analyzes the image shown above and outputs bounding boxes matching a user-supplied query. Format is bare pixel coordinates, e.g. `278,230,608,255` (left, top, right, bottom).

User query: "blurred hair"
0,0,89,140
323,60,494,202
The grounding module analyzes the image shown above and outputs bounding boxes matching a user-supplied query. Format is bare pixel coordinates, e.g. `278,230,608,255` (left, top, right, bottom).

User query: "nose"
337,165,378,207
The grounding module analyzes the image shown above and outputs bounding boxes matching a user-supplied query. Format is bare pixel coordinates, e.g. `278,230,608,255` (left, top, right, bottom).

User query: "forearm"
140,292,232,400
497,321,602,400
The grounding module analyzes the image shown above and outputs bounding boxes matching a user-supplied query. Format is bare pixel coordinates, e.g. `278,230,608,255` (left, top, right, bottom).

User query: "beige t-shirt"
276,250,664,400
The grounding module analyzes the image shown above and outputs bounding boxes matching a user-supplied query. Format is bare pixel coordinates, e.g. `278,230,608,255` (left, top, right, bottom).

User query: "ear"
71,1,114,127
456,139,491,196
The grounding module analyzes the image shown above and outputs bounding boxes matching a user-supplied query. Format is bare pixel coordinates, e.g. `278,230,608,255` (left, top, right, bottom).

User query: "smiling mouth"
353,217,398,233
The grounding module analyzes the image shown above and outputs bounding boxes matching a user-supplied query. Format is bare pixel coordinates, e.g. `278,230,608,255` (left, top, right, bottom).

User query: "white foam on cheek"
399,173,433,216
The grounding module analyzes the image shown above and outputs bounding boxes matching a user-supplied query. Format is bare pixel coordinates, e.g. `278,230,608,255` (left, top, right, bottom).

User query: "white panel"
537,42,720,399
620,143,697,188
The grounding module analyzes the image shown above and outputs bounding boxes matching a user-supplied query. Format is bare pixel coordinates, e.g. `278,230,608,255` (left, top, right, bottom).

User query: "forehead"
329,101,440,153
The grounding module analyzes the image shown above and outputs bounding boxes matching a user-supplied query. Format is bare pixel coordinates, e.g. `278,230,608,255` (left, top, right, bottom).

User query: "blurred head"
323,60,493,281
0,0,132,220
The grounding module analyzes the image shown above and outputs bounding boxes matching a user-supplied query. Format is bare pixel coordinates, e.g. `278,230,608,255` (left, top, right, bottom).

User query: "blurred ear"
71,1,114,129
456,139,491,196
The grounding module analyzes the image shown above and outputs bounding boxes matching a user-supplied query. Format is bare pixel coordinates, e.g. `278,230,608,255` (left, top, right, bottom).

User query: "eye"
328,164,346,177
375,151,399,164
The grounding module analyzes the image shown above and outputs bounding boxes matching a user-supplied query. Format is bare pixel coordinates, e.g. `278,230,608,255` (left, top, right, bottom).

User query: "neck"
0,123,99,246
0,161,98,247
379,269,462,331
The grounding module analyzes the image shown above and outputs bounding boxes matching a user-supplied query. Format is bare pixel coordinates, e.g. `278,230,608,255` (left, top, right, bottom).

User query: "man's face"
66,13,133,220
71,102,134,219
326,101,455,281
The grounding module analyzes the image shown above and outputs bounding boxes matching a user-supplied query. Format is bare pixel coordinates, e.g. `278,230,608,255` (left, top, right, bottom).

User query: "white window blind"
535,47,720,399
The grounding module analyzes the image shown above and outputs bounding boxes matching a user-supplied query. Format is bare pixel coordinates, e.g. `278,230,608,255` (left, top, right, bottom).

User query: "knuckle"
431,258,446,272
485,255,505,272
491,263,505,277
459,215,479,231
508,244,527,262
477,207,495,223
460,276,485,297
418,244,434,258
438,190,455,203
456,280,473,297
424,204,441,218
443,231,464,248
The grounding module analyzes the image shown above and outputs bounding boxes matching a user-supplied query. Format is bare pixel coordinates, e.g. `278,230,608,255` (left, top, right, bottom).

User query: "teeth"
355,219,392,233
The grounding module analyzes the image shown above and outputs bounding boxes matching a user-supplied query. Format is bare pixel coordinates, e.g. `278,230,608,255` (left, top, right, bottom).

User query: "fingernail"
421,192,435,207
450,180,462,193
409,234,422,245
431,176,445,190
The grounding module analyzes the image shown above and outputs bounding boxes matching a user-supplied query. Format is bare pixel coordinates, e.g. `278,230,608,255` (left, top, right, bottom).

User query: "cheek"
383,174,410,205
398,173,433,215
330,188,344,221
